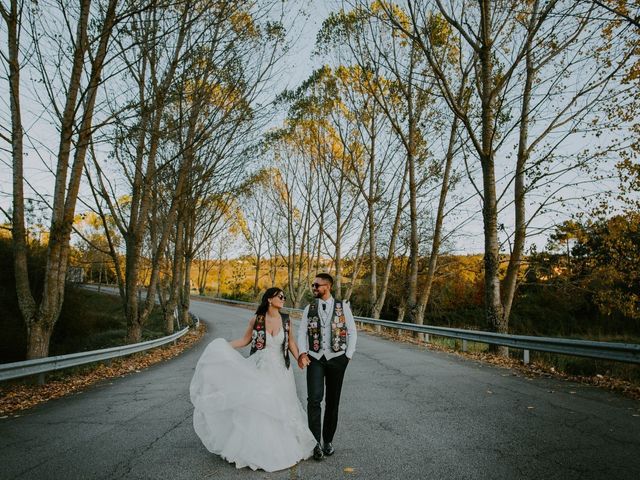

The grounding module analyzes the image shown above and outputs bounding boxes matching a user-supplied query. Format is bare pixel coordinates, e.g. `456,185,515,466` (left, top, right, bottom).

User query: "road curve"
1,299,639,480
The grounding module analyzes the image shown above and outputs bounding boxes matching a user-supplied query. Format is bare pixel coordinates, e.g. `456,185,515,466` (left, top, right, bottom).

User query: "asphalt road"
1,299,639,480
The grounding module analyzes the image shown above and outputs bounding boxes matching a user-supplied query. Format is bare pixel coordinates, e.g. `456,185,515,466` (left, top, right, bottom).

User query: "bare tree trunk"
367,123,378,312
5,0,37,334
179,208,194,327
405,56,419,323
181,252,193,327
270,256,277,285
8,0,119,358
415,80,465,326
197,259,207,294
478,1,506,355
372,160,409,320
344,220,368,301
334,209,342,298
121,7,190,342
253,253,261,297
165,216,185,334
395,252,410,323
502,29,534,323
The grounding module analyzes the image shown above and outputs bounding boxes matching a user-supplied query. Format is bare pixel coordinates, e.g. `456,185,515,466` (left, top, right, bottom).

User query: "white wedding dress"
190,330,316,472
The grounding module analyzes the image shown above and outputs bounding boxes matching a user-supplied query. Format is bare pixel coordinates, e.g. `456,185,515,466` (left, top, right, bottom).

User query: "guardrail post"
424,334,430,344
37,373,46,385
462,340,468,352
523,349,530,365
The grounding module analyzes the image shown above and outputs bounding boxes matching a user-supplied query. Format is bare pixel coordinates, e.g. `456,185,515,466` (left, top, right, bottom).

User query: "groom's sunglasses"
311,283,328,289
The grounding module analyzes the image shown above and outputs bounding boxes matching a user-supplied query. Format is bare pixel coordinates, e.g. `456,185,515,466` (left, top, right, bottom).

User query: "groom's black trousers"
306,353,349,444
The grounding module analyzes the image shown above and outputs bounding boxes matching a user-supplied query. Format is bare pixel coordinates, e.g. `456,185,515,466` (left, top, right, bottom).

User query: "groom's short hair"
315,273,334,286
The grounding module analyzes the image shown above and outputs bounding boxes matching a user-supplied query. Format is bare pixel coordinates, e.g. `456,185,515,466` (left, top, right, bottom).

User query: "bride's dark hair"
255,287,284,317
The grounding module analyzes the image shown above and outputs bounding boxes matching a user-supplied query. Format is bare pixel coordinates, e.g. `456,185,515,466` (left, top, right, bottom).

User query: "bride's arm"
288,322,301,360
229,317,256,348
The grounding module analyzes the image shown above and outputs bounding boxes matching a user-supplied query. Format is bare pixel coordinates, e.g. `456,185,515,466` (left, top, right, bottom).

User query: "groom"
297,273,357,460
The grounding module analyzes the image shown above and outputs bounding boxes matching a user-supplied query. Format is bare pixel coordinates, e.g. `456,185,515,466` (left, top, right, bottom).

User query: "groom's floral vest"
249,313,291,368
307,299,348,353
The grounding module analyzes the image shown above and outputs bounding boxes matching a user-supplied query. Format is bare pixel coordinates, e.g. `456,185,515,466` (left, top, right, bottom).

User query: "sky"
0,0,630,257
0,0,334,226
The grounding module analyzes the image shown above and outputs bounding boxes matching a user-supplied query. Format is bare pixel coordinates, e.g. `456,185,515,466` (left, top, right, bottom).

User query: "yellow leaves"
226,200,249,237
371,1,411,32
426,13,453,49
117,195,132,208
269,168,290,205
328,131,345,158
347,140,366,170
292,206,302,222
513,0,536,25
335,64,379,97
74,212,102,229
335,64,357,86
622,55,640,84
230,10,259,39
233,209,251,240
249,167,279,189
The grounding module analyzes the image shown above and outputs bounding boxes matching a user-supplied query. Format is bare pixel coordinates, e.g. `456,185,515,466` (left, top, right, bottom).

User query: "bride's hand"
297,353,309,369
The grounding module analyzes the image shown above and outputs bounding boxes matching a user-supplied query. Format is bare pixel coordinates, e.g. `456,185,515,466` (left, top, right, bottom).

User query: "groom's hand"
298,353,309,369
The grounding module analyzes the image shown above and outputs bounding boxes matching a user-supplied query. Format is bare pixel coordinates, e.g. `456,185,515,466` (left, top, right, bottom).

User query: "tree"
263,131,323,307
2,0,123,358
317,4,472,332
88,0,288,340
380,0,632,355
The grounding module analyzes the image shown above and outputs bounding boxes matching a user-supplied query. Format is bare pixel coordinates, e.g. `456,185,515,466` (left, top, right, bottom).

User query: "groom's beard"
313,291,322,298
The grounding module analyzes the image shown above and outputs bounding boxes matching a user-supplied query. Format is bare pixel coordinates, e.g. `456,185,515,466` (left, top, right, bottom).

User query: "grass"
53,287,167,353
1,286,166,363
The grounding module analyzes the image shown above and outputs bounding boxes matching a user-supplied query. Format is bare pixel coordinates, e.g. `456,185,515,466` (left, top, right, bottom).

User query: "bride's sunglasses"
275,293,286,300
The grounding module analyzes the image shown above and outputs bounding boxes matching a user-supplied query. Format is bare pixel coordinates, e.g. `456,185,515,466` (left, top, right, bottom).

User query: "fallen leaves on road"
0,324,206,417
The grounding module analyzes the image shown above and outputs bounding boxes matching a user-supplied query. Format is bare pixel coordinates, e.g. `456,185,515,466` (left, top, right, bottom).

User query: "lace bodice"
251,328,286,371
265,328,284,350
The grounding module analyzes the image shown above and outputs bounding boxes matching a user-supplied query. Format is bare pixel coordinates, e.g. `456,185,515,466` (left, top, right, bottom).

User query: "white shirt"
297,296,357,360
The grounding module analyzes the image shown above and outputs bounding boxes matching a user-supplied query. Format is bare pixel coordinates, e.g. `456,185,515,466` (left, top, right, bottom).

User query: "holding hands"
297,353,311,369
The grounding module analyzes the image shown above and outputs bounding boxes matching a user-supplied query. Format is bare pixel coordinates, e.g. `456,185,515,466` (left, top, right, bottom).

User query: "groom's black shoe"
323,442,335,456
313,443,324,461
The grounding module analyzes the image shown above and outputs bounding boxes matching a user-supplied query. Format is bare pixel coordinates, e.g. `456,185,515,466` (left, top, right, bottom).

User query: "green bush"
0,237,166,362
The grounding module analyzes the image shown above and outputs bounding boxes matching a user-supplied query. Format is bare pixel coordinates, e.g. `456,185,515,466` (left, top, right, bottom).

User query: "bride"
190,287,317,472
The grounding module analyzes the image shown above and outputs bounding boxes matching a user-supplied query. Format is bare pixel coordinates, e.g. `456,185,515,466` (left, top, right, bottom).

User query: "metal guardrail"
208,297,640,365
0,326,191,382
